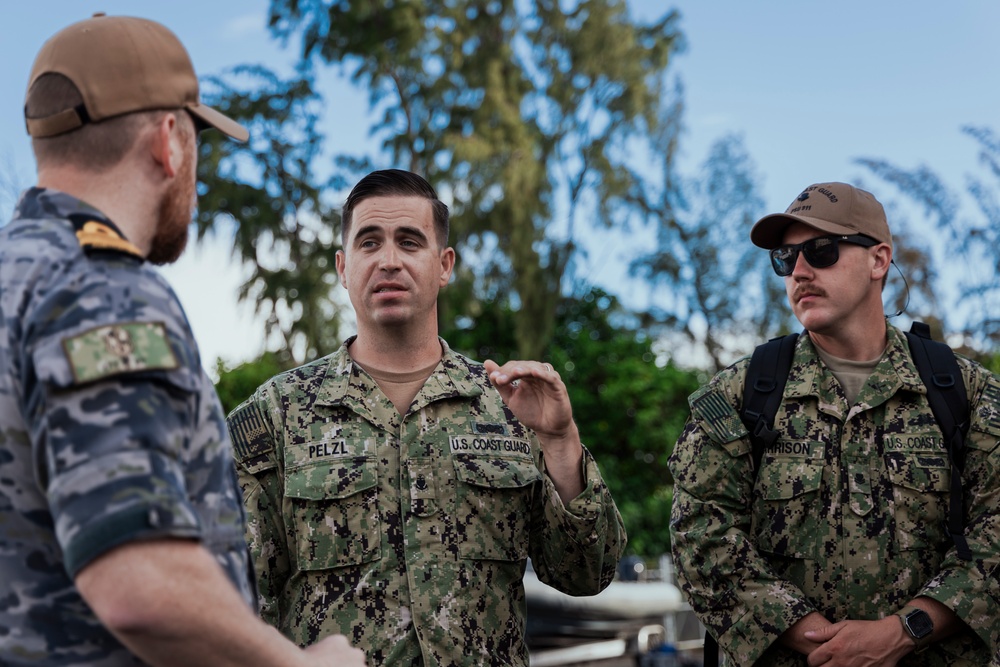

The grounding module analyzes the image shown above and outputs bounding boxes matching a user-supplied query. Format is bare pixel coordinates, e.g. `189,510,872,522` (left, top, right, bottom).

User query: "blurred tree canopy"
261,0,683,360
197,65,350,366
631,133,787,372
214,351,288,414
858,125,1000,350
543,289,700,557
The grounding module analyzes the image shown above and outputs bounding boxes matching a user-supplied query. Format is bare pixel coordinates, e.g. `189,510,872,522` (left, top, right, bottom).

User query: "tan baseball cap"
750,182,891,249
25,13,248,141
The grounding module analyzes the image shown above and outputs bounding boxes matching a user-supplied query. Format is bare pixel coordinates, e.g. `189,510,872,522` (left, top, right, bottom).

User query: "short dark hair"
26,73,190,171
342,169,449,248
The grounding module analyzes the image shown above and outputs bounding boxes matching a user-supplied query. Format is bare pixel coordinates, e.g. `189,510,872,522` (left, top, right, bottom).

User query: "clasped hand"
803,618,912,666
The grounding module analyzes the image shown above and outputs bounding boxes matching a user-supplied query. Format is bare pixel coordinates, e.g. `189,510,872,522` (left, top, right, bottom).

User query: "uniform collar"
783,322,925,417
314,337,484,411
16,187,110,226
14,187,143,260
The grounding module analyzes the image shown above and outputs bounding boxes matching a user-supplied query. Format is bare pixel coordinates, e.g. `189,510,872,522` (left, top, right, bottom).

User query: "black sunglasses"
769,234,879,276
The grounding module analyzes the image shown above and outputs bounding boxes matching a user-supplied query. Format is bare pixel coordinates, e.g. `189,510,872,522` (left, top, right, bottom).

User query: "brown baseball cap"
750,182,891,249
25,13,248,141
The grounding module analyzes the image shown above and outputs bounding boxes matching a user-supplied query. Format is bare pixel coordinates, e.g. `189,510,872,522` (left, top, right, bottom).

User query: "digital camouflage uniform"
669,324,1000,666
0,188,256,666
228,339,625,666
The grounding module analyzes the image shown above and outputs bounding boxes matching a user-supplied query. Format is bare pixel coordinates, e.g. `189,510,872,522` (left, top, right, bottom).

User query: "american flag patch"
691,388,746,443
979,378,1000,435
229,402,273,467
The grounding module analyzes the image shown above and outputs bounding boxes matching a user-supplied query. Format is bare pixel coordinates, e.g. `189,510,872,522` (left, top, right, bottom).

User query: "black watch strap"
895,605,934,652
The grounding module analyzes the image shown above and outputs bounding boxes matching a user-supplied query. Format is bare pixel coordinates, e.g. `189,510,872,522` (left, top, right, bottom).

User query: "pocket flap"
285,456,376,500
453,455,541,489
759,461,824,501
885,453,950,492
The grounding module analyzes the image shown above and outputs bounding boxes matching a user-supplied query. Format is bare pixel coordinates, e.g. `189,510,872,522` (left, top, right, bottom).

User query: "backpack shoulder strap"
904,321,972,561
741,333,799,473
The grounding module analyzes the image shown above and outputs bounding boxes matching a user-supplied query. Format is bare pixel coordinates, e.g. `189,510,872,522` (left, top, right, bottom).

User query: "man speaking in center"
228,168,626,666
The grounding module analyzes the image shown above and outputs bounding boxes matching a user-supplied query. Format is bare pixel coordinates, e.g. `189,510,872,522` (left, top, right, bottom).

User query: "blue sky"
3,1,999,368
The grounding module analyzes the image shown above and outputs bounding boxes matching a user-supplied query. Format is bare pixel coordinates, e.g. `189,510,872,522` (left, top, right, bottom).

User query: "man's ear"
872,243,892,281
438,247,456,287
335,249,348,288
150,112,182,179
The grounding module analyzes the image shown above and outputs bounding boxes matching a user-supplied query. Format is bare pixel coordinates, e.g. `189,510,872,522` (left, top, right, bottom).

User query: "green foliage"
197,65,348,364
267,0,683,360
444,287,701,558
985,353,1000,376
550,290,699,557
214,352,289,415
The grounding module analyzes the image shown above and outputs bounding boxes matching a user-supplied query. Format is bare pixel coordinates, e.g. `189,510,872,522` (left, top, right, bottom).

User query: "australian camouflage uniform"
0,188,255,666
669,324,1000,666
228,339,626,666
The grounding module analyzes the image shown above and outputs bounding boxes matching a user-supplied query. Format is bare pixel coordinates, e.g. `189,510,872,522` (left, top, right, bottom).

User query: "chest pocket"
453,454,541,561
885,451,950,551
752,452,825,559
284,455,382,570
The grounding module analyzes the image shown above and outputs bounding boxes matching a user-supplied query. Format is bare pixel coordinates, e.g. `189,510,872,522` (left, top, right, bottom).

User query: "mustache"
793,284,827,302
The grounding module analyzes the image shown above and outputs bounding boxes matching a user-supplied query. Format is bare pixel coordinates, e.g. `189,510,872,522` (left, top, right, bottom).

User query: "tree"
266,0,683,360
196,65,350,366
858,125,1000,348
631,133,788,371
214,351,288,415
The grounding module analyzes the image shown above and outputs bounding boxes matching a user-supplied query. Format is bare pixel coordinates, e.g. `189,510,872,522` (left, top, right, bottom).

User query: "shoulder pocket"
284,457,381,570
33,323,197,393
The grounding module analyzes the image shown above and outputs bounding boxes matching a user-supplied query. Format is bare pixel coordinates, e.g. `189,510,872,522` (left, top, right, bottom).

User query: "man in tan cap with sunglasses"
669,182,1000,665
0,14,364,667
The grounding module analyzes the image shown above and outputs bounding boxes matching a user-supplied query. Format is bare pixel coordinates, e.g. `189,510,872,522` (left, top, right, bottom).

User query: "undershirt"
814,344,887,405
355,357,441,415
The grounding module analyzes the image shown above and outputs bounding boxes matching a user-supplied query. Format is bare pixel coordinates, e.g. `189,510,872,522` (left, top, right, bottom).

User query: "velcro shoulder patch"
228,401,276,473
69,216,143,259
62,321,179,384
689,383,748,444
973,374,1000,438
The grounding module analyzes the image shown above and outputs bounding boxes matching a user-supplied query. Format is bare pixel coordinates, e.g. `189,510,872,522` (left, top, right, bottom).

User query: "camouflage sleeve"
227,388,287,626
916,362,1000,652
23,262,208,577
668,367,815,665
528,444,626,596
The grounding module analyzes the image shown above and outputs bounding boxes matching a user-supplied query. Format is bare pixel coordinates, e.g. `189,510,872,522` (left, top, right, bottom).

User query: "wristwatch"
895,606,934,651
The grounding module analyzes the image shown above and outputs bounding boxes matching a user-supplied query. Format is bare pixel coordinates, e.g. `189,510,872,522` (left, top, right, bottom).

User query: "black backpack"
703,322,971,667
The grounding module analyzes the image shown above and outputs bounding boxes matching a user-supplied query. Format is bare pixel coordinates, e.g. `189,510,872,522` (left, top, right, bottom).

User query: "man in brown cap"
669,182,1000,665
0,14,365,667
